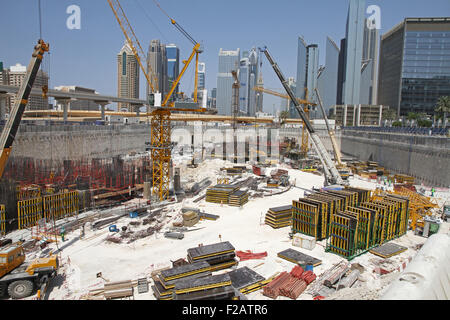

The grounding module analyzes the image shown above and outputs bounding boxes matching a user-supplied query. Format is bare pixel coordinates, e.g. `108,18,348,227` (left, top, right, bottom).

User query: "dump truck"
0,244,58,299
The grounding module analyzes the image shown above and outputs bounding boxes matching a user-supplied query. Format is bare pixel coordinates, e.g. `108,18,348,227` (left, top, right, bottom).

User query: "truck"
0,244,58,299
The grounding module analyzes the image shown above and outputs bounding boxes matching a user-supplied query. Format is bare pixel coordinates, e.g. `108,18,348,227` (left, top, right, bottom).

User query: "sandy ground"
6,158,448,300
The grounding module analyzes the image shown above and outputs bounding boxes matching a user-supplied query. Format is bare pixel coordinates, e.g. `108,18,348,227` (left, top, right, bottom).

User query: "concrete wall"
8,123,150,161
339,129,450,187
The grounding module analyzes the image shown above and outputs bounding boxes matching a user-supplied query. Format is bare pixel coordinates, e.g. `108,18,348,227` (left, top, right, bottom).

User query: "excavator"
259,47,345,186
0,40,59,299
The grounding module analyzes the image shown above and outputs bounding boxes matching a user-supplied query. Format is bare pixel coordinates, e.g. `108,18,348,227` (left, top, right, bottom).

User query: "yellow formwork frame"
18,197,43,230
0,205,5,236
43,191,79,221
292,200,319,239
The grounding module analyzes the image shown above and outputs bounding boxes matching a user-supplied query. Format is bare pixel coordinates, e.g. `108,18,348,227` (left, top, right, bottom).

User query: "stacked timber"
265,205,292,229
187,241,238,272
205,184,239,204
182,211,199,227
103,280,134,300
228,190,249,207
151,261,212,300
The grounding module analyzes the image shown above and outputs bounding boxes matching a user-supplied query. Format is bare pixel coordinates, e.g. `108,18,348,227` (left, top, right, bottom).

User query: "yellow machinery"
0,244,58,299
108,0,204,201
252,86,316,155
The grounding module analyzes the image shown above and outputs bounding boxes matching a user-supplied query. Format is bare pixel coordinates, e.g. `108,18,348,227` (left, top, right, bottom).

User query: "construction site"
0,0,449,303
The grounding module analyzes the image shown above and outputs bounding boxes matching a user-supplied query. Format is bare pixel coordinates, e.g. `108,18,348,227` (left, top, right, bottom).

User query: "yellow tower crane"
108,0,205,201
252,86,316,155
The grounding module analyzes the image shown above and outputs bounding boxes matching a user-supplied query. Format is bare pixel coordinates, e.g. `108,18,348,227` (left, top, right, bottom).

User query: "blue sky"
1,0,449,113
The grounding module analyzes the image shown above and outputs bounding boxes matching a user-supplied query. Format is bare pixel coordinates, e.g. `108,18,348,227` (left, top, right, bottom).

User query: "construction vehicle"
259,47,344,186
315,88,351,180
0,40,49,179
0,244,59,299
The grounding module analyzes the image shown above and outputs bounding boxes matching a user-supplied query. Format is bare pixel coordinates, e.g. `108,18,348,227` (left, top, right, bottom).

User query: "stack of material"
265,205,292,229
263,271,290,299
183,211,199,227
222,167,244,176
369,242,407,258
228,190,249,207
271,169,288,180
187,241,238,272
103,280,134,300
301,271,316,285
205,184,239,204
323,262,350,288
277,249,322,267
173,274,234,300
266,179,280,188
292,187,371,241
151,261,212,300
290,265,304,279
227,267,269,295
394,174,415,184
235,250,267,261
279,277,307,300
198,212,220,221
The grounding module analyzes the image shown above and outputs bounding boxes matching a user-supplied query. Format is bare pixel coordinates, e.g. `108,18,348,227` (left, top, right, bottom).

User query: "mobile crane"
0,40,59,299
259,47,344,186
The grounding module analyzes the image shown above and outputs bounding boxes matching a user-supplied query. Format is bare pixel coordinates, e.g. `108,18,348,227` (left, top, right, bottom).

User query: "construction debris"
235,250,268,261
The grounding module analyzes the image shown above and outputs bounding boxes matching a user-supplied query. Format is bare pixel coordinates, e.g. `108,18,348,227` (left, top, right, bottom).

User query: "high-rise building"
342,0,366,105
54,86,100,111
317,37,340,115
306,44,319,104
256,68,264,113
362,19,380,105
237,48,259,116
210,87,217,109
295,36,308,102
117,42,139,111
378,17,450,116
8,63,49,111
198,62,206,91
166,43,180,96
294,38,319,118
216,48,240,116
147,39,168,102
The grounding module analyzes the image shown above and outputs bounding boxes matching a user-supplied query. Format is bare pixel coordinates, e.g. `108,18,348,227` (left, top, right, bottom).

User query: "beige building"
117,42,139,111
4,63,49,111
334,104,390,127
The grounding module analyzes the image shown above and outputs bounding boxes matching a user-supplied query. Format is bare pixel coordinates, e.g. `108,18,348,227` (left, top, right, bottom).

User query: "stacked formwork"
265,205,292,229
205,184,239,204
325,192,410,260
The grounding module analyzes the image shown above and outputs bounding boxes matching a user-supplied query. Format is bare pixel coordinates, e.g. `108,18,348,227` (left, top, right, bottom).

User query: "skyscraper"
362,19,380,105
147,39,168,102
294,37,319,118
256,68,264,113
317,37,340,115
378,17,450,116
216,48,240,116
117,42,139,111
342,0,366,105
8,63,49,111
166,43,180,96
295,36,308,102
237,48,259,116
197,62,206,91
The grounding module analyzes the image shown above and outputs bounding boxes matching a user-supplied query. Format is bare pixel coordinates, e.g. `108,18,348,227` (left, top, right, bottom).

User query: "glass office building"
166,44,180,96
378,18,450,116
217,48,240,116
317,37,340,115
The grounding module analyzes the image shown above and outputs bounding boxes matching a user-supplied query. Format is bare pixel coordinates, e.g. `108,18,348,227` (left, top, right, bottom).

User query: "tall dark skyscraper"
166,43,180,97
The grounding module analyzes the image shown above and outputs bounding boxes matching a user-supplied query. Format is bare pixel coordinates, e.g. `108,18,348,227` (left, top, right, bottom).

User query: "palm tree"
435,96,450,127
280,110,289,126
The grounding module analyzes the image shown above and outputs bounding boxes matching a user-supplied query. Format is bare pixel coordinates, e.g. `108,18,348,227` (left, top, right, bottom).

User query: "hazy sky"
1,0,449,113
